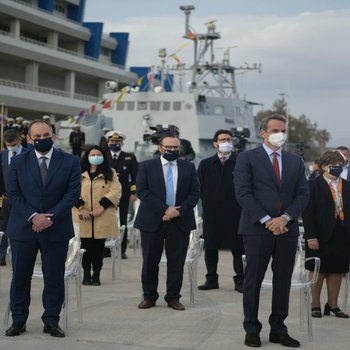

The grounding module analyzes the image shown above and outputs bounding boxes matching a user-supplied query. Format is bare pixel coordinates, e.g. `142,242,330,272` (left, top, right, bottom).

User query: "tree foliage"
255,97,330,161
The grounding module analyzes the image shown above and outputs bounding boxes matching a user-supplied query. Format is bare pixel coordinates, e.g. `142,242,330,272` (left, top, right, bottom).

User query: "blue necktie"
166,162,175,207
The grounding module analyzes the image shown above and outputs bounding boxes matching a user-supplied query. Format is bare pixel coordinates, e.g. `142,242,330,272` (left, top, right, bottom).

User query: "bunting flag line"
187,31,196,40
90,104,96,115
114,86,128,103
176,42,190,51
137,76,144,86
102,100,112,109
170,53,181,63
79,109,86,118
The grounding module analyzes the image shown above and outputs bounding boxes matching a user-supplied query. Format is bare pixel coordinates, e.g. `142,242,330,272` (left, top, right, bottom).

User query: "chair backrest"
104,225,126,247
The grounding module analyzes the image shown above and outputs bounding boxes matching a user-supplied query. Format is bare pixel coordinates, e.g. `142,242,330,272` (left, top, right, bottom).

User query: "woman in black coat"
302,151,350,319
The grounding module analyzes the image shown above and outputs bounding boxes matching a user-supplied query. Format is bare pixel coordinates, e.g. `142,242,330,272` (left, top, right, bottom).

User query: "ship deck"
0,249,348,350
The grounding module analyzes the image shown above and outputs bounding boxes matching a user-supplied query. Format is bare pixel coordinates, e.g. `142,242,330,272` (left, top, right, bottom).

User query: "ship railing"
0,78,99,103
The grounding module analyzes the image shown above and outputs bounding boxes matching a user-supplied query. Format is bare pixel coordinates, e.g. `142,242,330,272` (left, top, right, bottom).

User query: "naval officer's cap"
106,130,126,141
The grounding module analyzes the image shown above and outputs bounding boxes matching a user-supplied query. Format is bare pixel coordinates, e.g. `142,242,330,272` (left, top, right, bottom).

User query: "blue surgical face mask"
7,145,20,153
109,143,121,152
88,155,104,165
33,137,53,153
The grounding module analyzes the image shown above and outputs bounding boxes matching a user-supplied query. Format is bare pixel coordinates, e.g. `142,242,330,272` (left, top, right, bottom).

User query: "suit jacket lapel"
156,158,167,199
29,151,43,188
176,160,184,202
256,146,280,187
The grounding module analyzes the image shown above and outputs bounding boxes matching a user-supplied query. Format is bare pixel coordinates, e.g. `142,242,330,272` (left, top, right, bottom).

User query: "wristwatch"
282,213,292,222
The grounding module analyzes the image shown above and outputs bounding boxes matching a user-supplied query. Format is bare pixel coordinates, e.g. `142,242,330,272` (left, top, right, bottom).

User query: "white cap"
105,130,126,141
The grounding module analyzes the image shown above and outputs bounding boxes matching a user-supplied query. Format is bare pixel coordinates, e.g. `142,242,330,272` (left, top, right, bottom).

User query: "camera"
143,124,180,145
232,127,250,154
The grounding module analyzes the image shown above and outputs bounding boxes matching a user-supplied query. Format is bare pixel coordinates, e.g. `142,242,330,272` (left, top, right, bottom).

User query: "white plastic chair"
160,228,204,304
242,237,320,341
0,231,4,289
4,225,85,331
104,225,125,282
342,271,349,312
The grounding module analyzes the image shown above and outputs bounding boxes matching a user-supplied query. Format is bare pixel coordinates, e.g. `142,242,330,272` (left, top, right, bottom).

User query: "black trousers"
204,248,244,285
0,199,11,259
81,238,105,272
10,237,68,325
242,233,298,334
141,221,190,302
119,199,129,253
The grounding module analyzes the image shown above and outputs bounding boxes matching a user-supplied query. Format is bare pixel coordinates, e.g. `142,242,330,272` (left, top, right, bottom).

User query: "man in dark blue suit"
134,135,199,311
234,114,309,348
5,120,81,338
0,129,29,265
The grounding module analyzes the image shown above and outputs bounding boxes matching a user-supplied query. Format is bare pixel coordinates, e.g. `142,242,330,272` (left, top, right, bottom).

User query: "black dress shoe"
198,281,219,290
5,323,26,336
121,252,128,259
269,332,300,347
167,300,185,311
324,302,349,318
138,299,156,309
43,324,65,338
0,257,6,266
244,333,261,347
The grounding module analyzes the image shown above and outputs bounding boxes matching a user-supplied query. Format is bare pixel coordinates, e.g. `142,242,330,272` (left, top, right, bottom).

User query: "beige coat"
74,169,121,239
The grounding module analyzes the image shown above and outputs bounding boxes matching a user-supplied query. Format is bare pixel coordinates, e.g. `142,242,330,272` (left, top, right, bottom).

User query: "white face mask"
268,132,287,147
218,142,233,154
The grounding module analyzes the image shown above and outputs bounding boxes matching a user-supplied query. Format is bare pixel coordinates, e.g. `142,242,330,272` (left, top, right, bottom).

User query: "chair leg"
117,243,122,277
306,288,313,341
111,247,117,282
4,300,10,326
299,288,304,331
75,273,83,322
342,272,349,312
62,278,68,331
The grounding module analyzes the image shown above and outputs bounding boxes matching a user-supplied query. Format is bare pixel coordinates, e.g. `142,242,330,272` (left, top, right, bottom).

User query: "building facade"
0,0,137,121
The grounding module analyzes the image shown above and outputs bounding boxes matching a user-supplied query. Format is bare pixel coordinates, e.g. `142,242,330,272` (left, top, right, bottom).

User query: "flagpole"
0,103,4,151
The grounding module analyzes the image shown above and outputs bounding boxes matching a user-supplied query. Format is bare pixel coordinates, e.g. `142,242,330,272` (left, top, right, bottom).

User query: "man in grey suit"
234,114,309,348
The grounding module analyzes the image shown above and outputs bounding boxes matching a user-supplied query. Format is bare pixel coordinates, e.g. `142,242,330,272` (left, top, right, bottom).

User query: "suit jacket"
197,153,242,250
6,148,81,242
107,150,138,201
0,147,29,195
134,157,200,233
234,146,309,236
302,176,350,242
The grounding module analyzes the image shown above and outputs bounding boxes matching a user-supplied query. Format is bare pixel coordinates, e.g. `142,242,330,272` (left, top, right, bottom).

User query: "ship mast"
179,5,261,98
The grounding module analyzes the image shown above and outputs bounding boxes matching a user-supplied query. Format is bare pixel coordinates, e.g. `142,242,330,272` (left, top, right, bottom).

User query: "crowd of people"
0,114,349,347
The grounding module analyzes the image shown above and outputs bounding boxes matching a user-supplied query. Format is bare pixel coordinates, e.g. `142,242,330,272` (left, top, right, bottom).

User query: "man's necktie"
12,152,17,157
220,157,226,166
272,152,281,184
166,162,175,207
39,156,48,184
113,153,117,160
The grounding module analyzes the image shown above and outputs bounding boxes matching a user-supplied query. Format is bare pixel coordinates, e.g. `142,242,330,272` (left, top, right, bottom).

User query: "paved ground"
0,249,349,350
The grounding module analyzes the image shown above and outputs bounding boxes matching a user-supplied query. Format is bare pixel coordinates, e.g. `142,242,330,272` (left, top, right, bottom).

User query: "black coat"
108,151,138,201
302,175,350,242
197,153,243,250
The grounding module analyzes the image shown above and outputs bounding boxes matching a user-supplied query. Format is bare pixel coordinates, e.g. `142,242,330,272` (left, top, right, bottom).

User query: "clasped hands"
265,216,289,235
32,213,53,232
162,206,180,221
79,206,105,220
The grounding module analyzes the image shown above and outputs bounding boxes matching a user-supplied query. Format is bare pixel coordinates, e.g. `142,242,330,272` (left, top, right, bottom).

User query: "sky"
84,1,350,146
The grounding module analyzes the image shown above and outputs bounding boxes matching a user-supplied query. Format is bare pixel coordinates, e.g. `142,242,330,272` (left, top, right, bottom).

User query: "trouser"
141,221,190,302
0,199,11,259
119,199,129,253
10,237,69,325
81,238,105,272
242,233,298,334
204,249,244,285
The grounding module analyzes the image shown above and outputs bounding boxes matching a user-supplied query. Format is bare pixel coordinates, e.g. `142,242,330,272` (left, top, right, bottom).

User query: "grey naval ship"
56,5,262,163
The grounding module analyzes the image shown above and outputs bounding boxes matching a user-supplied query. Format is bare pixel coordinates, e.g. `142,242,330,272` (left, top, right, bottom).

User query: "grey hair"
260,114,287,131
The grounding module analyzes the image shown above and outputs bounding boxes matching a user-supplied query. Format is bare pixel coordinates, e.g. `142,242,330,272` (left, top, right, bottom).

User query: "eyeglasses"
161,145,180,151
217,138,233,143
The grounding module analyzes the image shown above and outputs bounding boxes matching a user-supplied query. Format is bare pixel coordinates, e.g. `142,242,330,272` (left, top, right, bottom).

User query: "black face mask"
329,165,343,178
109,144,121,152
163,150,180,162
33,137,53,153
